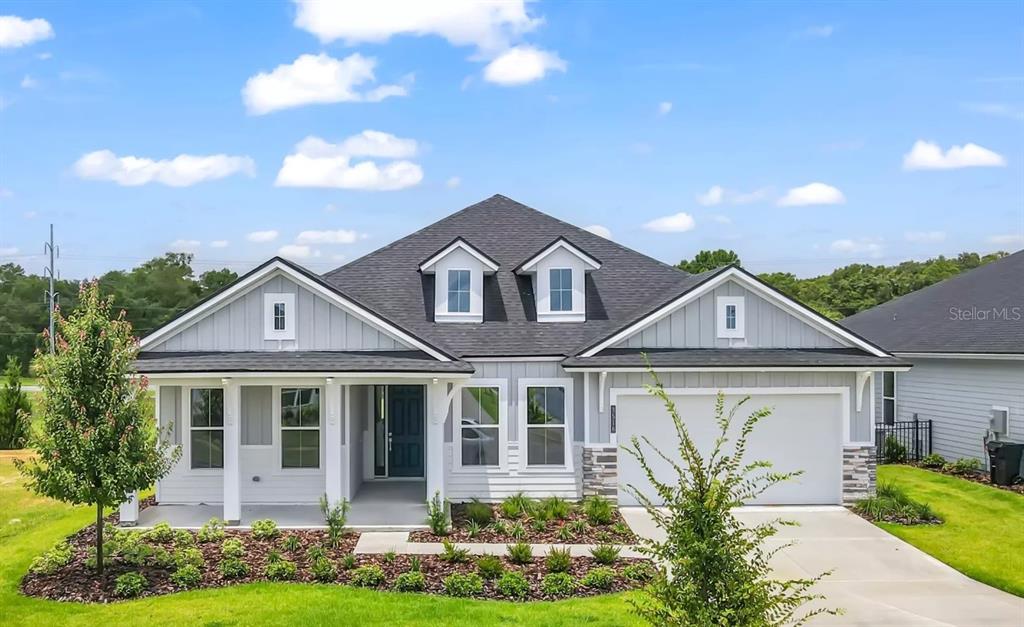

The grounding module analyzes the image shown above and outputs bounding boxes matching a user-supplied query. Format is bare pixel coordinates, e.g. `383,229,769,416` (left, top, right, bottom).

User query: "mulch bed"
409,502,636,545
912,463,1024,495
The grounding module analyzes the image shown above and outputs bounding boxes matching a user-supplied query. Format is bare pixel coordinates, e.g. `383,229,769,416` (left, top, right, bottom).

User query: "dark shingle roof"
323,194,697,357
562,348,909,369
842,250,1024,354
135,351,475,374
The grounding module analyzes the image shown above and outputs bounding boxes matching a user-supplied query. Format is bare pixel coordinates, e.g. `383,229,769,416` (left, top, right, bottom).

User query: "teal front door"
388,385,425,477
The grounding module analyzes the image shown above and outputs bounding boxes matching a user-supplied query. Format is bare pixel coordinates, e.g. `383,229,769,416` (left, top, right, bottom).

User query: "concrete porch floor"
133,481,428,530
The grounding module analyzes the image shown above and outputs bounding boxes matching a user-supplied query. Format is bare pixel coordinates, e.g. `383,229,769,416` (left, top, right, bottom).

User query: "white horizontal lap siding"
892,359,1024,463
613,279,842,349
444,443,583,501
150,273,409,352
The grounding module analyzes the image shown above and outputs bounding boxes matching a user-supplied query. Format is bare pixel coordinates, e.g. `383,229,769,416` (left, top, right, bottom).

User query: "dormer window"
447,270,471,313
273,302,287,330
516,238,600,323
264,293,295,340
419,238,499,324
550,268,573,311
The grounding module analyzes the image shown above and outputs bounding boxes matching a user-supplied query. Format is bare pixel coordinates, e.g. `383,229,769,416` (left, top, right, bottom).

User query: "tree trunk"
95,502,104,575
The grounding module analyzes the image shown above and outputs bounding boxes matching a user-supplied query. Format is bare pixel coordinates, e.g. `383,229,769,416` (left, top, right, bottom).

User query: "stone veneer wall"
842,445,876,506
582,445,618,499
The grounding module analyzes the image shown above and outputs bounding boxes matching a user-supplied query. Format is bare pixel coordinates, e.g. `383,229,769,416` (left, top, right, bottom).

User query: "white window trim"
518,377,574,472
264,293,296,341
446,268,473,314
549,268,574,312
452,379,508,472
275,385,324,474
716,296,745,339
185,386,224,473
882,372,897,425
992,405,1010,437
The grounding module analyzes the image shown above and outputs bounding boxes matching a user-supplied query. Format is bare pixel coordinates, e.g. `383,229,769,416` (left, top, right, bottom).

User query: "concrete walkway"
354,531,643,558
622,506,1024,626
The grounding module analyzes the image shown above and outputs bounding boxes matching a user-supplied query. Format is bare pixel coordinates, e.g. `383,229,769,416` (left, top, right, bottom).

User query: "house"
843,250,1024,464
121,195,907,527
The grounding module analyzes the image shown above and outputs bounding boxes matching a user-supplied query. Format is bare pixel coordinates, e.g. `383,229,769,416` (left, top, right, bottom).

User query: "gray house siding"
613,279,843,350
150,273,412,352
875,359,1024,463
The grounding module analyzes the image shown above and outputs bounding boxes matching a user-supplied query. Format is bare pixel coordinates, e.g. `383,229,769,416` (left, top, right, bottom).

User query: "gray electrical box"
990,407,1009,435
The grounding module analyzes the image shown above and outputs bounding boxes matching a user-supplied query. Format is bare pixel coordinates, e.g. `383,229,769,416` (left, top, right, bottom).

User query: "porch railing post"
223,379,241,525
324,378,343,506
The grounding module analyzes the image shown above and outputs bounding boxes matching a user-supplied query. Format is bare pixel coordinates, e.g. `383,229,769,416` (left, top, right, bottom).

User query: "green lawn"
0,452,641,626
876,464,1024,597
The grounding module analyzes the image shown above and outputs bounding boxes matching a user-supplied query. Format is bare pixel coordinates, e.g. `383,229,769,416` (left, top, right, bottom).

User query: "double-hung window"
459,385,501,467
281,387,320,469
190,388,224,469
273,302,286,330
549,268,573,312
882,372,896,425
447,269,471,313
526,385,567,466
725,304,737,330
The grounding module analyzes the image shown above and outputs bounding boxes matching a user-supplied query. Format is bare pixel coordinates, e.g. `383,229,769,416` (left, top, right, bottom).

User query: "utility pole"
43,224,59,353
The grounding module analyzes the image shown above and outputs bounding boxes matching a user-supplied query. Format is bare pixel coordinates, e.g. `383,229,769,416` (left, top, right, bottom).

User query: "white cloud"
483,45,566,85
777,182,846,207
278,244,321,260
323,203,339,213
711,214,732,225
643,212,696,233
242,53,409,115
209,240,229,248
801,25,834,38
0,246,19,256
295,229,363,245
696,185,771,206
829,238,883,258
20,75,37,89
902,140,1006,170
292,0,540,53
962,102,1024,121
36,51,51,60
169,239,201,253
247,230,279,243
583,224,612,239
988,233,1024,246
904,231,946,243
697,185,724,206
73,150,255,187
657,101,672,115
275,131,423,191
0,16,54,48
445,176,461,189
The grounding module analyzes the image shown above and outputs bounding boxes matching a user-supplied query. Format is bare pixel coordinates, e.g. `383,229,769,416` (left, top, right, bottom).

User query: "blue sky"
0,1,1021,279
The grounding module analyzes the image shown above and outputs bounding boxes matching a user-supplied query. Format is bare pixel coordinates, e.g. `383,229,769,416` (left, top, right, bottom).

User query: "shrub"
251,519,279,540
174,546,204,570
623,561,655,583
582,496,614,525
219,557,249,579
590,544,620,565
117,533,152,566
442,572,483,597
539,496,573,520
311,556,337,582
882,435,907,464
394,570,426,592
29,541,73,574
383,550,397,564
612,522,632,537
854,481,941,524
567,519,589,535
489,519,509,535
350,564,385,588
144,522,174,543
506,542,533,565
466,520,482,539
426,490,448,536
173,529,195,547
281,534,300,551
476,554,504,580
500,492,534,519
464,498,494,525
0,356,31,449
265,555,297,581
221,538,244,559
171,564,202,588
339,554,357,570
944,457,980,476
507,520,527,541
582,566,616,590
530,518,547,532
439,539,471,563
409,555,421,572
319,494,350,548
920,453,946,469
306,545,326,562
556,524,574,542
197,518,226,543
150,546,176,568
545,546,572,573
114,572,148,598
541,572,577,597
496,571,530,600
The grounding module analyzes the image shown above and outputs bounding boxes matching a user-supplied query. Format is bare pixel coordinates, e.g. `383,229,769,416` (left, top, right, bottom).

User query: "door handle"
388,432,393,452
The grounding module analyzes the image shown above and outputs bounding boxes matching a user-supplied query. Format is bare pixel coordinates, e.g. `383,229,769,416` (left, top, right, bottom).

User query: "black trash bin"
986,441,1024,486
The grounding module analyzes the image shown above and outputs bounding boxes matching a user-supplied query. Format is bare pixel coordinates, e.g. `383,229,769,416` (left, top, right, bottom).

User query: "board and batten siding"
150,273,411,352
613,279,843,349
876,359,1024,463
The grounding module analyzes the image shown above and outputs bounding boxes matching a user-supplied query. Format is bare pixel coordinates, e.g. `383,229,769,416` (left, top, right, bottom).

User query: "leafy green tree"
198,268,239,296
622,368,839,626
0,356,31,449
17,283,179,574
677,249,741,274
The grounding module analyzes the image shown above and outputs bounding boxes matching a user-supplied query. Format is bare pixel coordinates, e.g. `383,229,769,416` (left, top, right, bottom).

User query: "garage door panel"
617,392,842,506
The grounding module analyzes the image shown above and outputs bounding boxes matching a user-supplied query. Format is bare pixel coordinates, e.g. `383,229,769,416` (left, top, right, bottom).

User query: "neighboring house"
123,195,906,525
844,250,1024,464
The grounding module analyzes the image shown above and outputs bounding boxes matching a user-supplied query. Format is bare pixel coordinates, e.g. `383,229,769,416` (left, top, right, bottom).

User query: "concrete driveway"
621,506,1024,626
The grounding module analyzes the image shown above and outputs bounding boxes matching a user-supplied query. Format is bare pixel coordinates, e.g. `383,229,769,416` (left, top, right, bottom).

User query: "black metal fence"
875,419,932,463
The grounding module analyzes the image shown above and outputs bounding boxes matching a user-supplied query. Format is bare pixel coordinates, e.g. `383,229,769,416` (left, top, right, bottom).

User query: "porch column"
324,378,343,506
426,380,448,504
119,492,139,526
223,378,241,524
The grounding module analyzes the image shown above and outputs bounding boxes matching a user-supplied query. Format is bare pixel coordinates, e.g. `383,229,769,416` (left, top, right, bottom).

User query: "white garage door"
616,390,843,506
